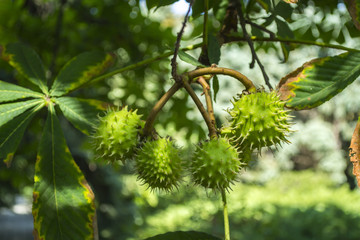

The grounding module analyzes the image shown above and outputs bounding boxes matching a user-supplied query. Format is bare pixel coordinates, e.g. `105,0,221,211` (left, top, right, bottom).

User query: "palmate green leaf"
278,52,360,110
1,104,44,167
1,43,48,94
144,231,221,240
0,99,44,126
50,51,115,97
178,50,206,67
146,0,177,10
345,0,360,30
0,80,43,103
33,104,96,240
55,97,108,135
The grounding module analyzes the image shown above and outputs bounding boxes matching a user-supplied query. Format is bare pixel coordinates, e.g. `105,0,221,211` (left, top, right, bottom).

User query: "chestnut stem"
197,76,217,138
222,189,231,240
183,80,217,138
186,67,256,91
143,82,182,137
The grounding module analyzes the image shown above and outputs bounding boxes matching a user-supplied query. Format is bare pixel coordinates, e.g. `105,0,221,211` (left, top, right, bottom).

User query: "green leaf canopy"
33,104,96,239
50,51,115,97
277,52,360,110
1,42,48,94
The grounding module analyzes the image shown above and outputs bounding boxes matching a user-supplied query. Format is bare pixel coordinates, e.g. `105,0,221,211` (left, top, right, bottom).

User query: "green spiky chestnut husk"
190,137,242,191
93,106,144,163
135,138,183,191
225,91,292,152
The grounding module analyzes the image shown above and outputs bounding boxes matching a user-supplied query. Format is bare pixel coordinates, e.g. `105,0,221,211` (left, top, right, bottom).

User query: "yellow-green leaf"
1,43,48,94
0,80,43,103
0,99,43,126
278,52,360,110
50,51,115,97
33,104,96,239
1,104,43,167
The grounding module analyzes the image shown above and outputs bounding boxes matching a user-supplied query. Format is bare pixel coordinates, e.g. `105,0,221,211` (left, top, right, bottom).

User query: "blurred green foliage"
133,171,360,240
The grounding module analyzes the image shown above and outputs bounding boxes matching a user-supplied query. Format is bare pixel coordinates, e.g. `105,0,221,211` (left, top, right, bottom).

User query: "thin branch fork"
143,81,183,137
197,76,217,138
186,67,256,91
183,80,218,138
244,20,275,38
234,0,273,90
171,0,194,82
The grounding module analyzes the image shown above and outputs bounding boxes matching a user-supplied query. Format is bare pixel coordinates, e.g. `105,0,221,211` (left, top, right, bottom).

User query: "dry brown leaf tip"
349,119,360,187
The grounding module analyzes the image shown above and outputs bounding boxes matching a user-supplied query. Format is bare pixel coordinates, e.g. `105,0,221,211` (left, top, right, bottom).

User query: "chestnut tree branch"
197,76,216,136
244,19,275,38
171,0,194,82
203,0,209,48
225,36,360,52
76,43,203,92
234,0,273,90
186,67,256,91
183,80,217,138
198,0,211,66
80,37,357,92
143,81,183,137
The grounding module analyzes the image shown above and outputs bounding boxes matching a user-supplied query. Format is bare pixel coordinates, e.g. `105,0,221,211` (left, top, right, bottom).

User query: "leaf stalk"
84,43,203,89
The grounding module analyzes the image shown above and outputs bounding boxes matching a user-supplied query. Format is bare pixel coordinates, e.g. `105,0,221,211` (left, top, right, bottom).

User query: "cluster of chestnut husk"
92,90,292,192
